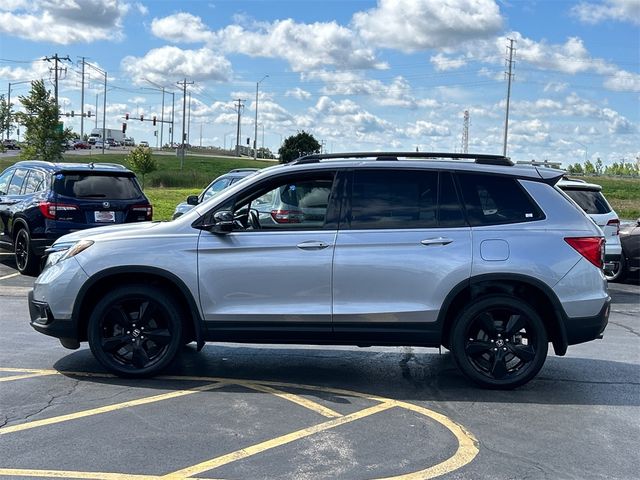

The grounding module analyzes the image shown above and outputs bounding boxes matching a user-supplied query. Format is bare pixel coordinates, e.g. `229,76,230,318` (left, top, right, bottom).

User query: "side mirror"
636,218,640,227
186,195,199,206
211,210,235,234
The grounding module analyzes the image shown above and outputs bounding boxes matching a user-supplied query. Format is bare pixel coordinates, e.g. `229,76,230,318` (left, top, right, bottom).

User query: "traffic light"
153,116,156,126
140,115,144,122
87,111,92,118
125,113,129,120
71,111,74,117
122,123,127,134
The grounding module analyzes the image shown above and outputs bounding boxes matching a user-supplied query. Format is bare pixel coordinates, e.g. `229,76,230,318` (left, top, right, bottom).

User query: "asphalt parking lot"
1,253,639,480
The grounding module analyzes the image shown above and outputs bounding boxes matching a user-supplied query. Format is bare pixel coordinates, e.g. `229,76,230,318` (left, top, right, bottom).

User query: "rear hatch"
560,186,619,237
50,171,152,225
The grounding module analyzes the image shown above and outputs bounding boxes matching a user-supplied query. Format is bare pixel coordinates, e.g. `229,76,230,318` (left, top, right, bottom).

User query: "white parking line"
0,273,20,281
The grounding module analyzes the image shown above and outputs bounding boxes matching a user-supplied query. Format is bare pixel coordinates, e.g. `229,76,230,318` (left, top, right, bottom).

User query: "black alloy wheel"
88,285,183,377
14,229,39,276
451,296,548,389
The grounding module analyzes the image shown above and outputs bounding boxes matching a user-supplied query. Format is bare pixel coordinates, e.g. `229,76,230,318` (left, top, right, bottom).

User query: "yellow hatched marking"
162,401,396,479
0,382,226,435
240,382,342,418
0,273,20,281
0,372,58,383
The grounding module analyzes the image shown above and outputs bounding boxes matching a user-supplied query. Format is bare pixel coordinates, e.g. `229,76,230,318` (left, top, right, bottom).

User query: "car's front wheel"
450,296,548,389
88,285,183,377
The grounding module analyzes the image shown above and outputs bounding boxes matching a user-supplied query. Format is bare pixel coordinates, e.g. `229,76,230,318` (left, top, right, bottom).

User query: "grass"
2,152,638,220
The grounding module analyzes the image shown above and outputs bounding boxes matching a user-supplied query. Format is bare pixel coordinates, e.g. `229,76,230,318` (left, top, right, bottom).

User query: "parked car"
124,138,135,147
557,178,623,281
619,218,640,280
139,141,149,148
172,168,259,219
2,139,20,150
93,140,110,149
106,138,119,147
28,152,610,389
0,161,152,275
73,141,90,150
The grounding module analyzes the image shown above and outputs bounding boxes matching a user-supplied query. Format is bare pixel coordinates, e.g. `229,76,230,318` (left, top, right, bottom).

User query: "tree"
278,130,321,163
567,162,583,174
14,80,72,161
583,159,596,175
0,94,11,141
126,145,157,189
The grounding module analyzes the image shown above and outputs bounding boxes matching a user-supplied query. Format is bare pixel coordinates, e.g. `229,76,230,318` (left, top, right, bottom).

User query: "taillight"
271,209,303,224
38,202,79,220
132,204,153,220
606,218,620,235
565,237,604,269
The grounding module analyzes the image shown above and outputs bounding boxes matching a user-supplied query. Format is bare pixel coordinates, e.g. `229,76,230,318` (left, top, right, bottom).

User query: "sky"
0,0,638,166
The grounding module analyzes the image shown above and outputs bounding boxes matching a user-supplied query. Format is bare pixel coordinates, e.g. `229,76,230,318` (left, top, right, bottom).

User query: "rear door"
332,169,471,342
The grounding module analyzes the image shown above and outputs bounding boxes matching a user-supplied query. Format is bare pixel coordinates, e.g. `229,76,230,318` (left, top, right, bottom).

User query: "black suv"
0,161,152,274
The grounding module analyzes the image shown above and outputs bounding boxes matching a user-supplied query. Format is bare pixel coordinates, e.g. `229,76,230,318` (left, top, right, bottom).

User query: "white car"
558,178,622,281
139,141,149,148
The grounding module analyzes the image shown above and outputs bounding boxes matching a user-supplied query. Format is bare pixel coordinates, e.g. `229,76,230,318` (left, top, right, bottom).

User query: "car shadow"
53,344,640,408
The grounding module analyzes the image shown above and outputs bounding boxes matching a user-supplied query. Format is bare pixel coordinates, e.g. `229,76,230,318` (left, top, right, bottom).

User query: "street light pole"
254,75,268,160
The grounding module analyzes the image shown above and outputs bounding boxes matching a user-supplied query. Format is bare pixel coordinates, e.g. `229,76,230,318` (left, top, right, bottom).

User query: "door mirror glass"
211,210,235,233
186,195,199,206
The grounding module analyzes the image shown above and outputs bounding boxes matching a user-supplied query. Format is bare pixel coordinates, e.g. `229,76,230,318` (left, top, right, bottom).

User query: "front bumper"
28,290,79,349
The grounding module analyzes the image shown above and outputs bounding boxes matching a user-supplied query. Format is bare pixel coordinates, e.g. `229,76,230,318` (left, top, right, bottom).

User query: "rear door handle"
421,237,453,246
297,241,331,250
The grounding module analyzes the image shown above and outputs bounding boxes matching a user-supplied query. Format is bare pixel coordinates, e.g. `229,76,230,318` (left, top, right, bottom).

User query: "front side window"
457,173,544,226
7,168,28,195
0,169,14,195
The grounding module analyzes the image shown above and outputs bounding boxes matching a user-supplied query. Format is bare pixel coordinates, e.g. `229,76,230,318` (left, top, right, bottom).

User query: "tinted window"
350,170,464,229
7,168,28,195
563,189,611,215
457,173,543,226
22,170,46,194
53,174,142,200
0,169,14,195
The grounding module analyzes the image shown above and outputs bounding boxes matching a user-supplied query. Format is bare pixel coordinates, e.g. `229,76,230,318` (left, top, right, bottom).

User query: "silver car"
29,152,610,389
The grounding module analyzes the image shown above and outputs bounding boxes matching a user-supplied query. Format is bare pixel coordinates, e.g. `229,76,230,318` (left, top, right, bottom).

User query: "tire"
87,284,183,377
14,228,39,276
450,295,548,389
605,256,626,283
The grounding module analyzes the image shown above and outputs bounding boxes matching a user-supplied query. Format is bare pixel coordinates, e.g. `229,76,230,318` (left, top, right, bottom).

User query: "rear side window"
53,173,142,200
7,168,28,195
562,189,611,215
349,170,465,229
457,173,544,226
22,170,46,194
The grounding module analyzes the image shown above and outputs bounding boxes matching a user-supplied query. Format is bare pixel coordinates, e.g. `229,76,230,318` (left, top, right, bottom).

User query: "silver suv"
29,152,610,389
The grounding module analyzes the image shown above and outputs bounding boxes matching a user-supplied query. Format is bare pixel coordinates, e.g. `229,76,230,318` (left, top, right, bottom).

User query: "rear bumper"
564,297,610,346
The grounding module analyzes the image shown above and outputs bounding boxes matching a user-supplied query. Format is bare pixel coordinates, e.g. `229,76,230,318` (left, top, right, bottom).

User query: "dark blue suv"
0,161,152,275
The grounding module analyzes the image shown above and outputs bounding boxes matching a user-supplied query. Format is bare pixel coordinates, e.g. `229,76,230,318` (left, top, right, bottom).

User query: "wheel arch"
72,266,205,350
438,273,568,356
11,217,30,240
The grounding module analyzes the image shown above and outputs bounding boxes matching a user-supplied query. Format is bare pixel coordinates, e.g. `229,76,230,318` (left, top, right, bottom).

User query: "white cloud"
430,53,468,71
353,0,503,52
121,46,232,85
151,12,214,43
286,88,312,100
0,0,130,44
405,120,451,137
603,70,640,92
214,19,385,72
571,0,640,25
135,2,147,15
543,82,569,93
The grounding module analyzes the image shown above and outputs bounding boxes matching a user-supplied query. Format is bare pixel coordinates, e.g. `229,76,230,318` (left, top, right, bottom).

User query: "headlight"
44,240,94,268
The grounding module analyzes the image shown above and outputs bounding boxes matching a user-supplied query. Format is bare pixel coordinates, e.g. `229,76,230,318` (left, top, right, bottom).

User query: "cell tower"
462,110,469,153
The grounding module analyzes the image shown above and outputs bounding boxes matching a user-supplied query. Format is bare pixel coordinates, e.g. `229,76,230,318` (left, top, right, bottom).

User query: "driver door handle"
421,237,453,246
297,241,331,250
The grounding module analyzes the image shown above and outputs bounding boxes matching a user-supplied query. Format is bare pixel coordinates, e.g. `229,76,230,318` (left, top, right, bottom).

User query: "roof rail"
229,168,260,173
292,152,513,166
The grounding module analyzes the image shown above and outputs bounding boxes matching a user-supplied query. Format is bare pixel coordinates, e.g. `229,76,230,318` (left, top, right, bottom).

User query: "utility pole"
462,110,469,154
177,78,194,169
79,57,85,139
234,98,245,156
170,91,175,146
187,92,191,146
44,54,71,109
254,75,268,160
502,38,516,157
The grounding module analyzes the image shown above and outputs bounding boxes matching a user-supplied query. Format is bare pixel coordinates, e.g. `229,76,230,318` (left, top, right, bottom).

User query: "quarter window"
457,173,544,226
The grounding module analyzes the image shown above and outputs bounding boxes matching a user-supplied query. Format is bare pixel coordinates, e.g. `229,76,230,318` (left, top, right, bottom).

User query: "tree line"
566,157,639,177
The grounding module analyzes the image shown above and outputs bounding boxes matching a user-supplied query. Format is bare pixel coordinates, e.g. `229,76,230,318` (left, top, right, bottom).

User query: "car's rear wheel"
88,285,183,377
604,256,625,282
14,228,39,276
451,296,548,389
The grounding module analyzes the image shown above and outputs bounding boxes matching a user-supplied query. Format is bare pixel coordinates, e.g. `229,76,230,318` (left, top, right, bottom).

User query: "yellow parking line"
0,468,162,479
0,273,20,281
239,382,342,418
162,401,396,479
0,372,58,382
0,382,226,436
